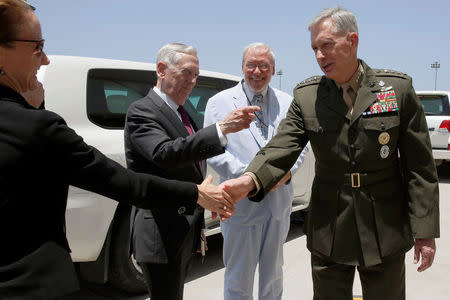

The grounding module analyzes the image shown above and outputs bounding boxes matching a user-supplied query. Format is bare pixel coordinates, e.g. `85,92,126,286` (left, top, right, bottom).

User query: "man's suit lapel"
266,87,281,139
318,79,351,121
189,117,205,176
350,63,382,125
147,89,190,138
231,83,266,148
147,89,203,175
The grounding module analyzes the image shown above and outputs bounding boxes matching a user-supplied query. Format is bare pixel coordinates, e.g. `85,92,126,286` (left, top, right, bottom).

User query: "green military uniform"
246,60,440,299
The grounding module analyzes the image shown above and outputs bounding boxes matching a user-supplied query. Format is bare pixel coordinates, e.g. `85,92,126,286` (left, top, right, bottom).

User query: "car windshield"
418,94,449,116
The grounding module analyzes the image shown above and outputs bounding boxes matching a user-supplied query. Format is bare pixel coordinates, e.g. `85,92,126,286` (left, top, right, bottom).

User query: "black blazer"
125,89,224,263
0,85,198,295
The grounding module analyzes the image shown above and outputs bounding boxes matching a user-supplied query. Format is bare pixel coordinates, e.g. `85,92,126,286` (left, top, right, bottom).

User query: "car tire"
108,208,148,294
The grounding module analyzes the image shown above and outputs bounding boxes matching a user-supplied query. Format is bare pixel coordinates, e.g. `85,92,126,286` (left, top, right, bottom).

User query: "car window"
185,76,238,129
86,69,156,129
418,94,450,116
87,68,238,129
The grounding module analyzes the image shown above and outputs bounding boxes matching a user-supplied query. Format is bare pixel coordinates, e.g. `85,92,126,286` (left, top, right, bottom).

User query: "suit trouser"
221,215,290,300
311,252,405,300
139,226,196,300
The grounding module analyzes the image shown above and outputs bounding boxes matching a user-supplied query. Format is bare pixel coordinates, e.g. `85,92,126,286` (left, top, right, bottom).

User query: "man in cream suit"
204,43,307,300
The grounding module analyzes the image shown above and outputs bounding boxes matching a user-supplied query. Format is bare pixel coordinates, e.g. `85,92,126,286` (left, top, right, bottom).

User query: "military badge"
378,132,390,145
380,145,390,159
363,90,399,115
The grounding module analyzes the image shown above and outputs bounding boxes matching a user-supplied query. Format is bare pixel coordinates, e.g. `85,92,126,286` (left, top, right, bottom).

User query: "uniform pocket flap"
304,117,342,133
361,115,400,131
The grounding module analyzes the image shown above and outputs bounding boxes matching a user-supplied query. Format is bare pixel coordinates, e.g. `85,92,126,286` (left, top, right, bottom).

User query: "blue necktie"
253,94,267,138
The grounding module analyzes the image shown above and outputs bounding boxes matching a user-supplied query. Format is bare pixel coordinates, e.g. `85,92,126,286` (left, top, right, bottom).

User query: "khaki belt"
315,166,398,188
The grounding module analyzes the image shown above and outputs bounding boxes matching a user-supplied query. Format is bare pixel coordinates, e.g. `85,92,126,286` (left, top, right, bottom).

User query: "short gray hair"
156,43,197,68
308,6,358,35
242,42,275,66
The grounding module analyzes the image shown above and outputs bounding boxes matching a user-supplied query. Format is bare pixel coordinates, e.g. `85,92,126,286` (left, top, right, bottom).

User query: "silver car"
417,91,450,166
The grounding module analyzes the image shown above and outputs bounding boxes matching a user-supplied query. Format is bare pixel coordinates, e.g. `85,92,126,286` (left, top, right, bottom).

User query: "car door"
417,92,450,149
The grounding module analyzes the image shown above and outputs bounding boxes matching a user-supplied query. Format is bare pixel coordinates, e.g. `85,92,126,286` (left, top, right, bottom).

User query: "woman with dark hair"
0,1,233,298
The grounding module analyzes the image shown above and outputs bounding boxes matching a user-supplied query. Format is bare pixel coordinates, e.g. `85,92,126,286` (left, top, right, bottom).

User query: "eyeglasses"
245,62,271,71
11,39,45,54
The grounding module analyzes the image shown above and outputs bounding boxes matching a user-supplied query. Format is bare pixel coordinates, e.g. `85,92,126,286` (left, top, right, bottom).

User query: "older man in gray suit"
124,43,259,300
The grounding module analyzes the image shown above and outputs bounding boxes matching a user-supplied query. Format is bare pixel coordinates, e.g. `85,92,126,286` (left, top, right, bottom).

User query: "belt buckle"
351,173,360,188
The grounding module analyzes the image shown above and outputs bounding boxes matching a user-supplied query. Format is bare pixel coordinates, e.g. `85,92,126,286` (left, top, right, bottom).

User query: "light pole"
431,61,440,91
276,69,283,90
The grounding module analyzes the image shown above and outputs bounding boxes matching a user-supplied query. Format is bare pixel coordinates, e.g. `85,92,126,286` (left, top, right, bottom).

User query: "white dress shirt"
153,87,227,146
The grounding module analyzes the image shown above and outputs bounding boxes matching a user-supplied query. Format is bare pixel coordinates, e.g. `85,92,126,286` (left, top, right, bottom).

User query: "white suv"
417,91,450,166
37,55,314,293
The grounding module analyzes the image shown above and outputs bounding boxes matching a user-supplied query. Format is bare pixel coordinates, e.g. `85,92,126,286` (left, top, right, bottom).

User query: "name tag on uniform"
363,90,399,115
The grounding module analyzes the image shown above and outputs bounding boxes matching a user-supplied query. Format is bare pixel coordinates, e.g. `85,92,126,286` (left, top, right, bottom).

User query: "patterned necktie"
177,105,194,135
253,94,267,138
177,105,202,171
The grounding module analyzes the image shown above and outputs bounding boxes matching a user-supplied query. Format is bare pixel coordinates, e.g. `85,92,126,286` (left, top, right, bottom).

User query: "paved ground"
68,165,450,299
185,165,450,299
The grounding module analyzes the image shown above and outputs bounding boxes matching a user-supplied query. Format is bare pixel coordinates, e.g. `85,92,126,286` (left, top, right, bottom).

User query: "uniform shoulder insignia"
373,68,409,79
296,75,322,88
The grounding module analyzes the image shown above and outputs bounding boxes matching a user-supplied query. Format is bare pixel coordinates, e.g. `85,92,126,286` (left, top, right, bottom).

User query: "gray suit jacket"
124,89,225,263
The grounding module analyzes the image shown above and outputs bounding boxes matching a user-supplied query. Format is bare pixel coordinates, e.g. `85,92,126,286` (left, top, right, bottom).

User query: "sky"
33,0,449,95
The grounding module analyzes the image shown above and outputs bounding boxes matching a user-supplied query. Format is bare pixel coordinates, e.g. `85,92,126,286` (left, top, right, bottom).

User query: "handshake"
196,171,292,221
196,175,255,221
